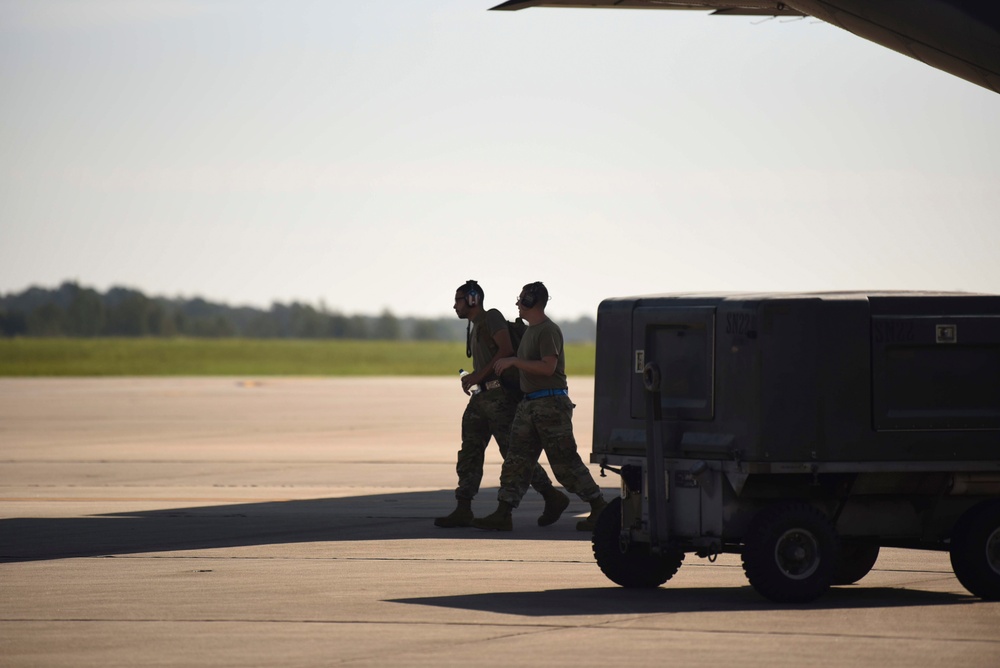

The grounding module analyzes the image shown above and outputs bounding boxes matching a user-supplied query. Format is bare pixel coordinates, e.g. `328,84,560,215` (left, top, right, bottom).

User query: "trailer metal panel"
589,291,1000,602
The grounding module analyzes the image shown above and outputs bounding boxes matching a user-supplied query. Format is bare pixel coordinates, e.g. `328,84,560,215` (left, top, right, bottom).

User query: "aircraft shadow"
0,488,588,563
388,584,972,615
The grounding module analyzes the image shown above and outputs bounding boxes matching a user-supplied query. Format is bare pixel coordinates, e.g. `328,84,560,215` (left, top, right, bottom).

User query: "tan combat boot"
576,497,608,532
434,498,473,528
537,487,570,526
471,501,513,531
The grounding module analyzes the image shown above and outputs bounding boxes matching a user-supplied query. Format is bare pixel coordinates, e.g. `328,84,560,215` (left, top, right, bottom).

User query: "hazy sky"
3,1,999,319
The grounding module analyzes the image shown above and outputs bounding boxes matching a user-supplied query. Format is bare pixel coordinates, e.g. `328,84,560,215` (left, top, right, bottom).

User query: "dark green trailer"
590,291,1000,602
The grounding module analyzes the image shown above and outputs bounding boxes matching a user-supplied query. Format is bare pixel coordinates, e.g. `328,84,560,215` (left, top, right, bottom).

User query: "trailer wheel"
742,501,839,603
950,499,1000,600
592,497,684,588
832,539,880,586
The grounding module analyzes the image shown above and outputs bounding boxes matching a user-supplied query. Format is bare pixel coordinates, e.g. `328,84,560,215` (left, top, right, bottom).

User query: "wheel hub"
774,528,820,580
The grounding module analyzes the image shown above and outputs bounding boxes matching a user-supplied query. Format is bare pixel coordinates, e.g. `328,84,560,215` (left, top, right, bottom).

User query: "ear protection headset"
462,280,482,359
464,280,481,308
519,282,542,309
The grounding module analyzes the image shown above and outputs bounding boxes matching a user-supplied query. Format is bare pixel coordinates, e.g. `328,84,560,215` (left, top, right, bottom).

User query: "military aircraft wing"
489,1,1000,94
491,1,804,15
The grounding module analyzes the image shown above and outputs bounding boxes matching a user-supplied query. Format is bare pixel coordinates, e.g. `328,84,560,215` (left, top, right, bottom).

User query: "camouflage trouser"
454,389,555,500
498,394,602,508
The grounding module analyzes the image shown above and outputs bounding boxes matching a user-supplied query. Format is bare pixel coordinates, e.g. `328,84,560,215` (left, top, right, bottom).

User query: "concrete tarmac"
1,377,998,667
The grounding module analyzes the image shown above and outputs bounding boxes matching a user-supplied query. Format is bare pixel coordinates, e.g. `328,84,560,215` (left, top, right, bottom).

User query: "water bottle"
459,369,480,395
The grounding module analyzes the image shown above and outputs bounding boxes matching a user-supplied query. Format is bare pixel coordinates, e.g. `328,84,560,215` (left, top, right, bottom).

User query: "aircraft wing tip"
489,1,536,10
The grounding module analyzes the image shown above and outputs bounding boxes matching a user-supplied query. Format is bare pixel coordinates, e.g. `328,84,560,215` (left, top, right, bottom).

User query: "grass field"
0,338,596,376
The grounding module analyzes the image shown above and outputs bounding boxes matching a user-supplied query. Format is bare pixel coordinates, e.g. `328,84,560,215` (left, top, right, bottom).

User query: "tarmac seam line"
95,554,595,564
2,618,997,646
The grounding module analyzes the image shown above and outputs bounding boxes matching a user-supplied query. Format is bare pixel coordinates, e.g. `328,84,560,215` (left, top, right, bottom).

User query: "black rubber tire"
832,539,880,586
949,499,1000,600
592,497,684,588
742,501,839,603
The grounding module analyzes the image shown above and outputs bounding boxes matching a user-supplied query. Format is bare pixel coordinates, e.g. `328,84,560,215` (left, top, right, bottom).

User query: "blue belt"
524,388,569,400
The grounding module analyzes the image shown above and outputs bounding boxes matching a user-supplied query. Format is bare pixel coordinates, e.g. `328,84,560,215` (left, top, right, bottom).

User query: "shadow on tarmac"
0,489,588,563
388,584,973,615
3,488,976,610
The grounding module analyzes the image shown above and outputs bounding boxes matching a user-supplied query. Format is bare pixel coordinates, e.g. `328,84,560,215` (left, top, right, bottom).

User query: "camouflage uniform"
454,307,555,501
456,386,555,500
498,393,602,508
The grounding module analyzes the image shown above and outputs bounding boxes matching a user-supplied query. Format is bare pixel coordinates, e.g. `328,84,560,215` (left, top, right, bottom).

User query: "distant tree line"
0,282,597,342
